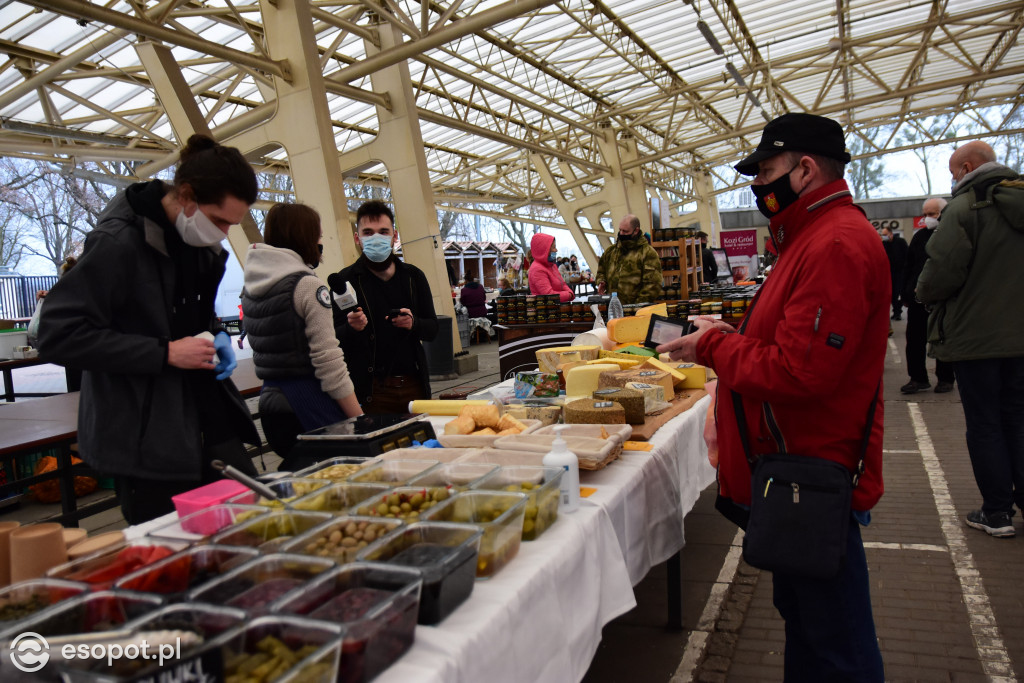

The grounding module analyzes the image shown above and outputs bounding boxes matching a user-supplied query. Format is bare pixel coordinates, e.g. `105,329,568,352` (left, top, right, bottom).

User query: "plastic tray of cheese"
435,418,542,448
491,433,619,470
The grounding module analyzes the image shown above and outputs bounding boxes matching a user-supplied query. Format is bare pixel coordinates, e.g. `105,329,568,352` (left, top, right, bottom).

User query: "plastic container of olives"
420,490,528,578
146,504,269,545
471,465,563,540
356,521,482,625
289,482,390,513
282,516,404,564
0,578,87,626
203,614,344,683
0,589,163,642
210,509,332,551
187,553,333,615
406,462,500,491
271,563,422,683
346,459,441,486
294,456,380,482
114,545,259,598
225,477,329,507
349,486,455,521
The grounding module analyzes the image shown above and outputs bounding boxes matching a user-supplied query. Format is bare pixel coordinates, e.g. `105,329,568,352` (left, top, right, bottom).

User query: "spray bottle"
543,425,580,513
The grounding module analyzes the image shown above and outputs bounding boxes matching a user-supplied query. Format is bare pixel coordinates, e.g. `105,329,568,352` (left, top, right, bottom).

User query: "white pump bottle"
543,425,580,513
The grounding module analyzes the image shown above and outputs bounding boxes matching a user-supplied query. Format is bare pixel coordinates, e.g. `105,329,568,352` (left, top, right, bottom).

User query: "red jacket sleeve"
529,264,574,302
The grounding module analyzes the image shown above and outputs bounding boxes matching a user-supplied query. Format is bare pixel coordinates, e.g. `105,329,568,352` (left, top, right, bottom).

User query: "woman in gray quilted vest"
242,203,362,462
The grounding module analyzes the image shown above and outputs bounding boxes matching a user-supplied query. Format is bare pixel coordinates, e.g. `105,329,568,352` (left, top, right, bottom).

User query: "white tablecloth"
127,394,715,683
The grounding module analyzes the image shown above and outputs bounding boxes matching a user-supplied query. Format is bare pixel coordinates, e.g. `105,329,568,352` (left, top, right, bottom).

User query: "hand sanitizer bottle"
543,425,580,513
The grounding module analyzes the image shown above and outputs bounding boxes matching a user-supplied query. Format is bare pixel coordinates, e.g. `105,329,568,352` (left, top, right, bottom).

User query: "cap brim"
734,148,780,176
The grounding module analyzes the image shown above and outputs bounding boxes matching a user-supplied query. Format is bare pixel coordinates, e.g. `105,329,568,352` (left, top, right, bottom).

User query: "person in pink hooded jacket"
528,233,574,302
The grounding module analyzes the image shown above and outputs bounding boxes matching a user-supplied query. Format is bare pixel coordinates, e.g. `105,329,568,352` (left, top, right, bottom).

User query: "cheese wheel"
596,368,642,389
564,398,626,425
591,386,645,424
626,381,666,414
607,316,652,343
536,345,601,373
565,363,619,398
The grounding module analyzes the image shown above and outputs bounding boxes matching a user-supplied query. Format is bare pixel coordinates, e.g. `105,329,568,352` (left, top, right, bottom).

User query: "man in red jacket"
659,113,888,682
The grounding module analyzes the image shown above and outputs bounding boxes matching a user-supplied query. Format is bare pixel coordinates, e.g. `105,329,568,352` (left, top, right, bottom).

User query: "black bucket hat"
734,113,851,176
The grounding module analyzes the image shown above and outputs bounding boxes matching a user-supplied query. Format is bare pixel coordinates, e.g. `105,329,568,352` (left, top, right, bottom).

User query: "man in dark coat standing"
881,225,908,321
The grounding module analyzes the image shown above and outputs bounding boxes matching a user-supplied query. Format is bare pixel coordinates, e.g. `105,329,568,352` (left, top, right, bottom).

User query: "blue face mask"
548,252,556,263
360,233,393,263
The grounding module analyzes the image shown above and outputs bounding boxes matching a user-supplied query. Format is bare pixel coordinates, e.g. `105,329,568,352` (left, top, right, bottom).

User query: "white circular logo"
9,632,49,673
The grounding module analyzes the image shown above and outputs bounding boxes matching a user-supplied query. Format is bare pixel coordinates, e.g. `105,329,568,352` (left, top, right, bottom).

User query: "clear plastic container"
282,516,404,564
225,477,329,507
289,482,390,513
60,603,249,680
187,553,334,615
214,615,344,683
376,447,470,463
406,462,500,492
420,490,528,578
455,448,547,468
472,465,563,540
349,486,456,521
210,509,332,551
271,563,422,683
146,504,268,544
46,542,183,591
356,521,482,625
0,578,87,626
114,545,259,598
295,456,381,482
0,590,163,641
346,459,440,486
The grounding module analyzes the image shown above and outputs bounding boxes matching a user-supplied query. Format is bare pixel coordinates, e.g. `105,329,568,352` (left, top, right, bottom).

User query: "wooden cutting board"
629,389,707,441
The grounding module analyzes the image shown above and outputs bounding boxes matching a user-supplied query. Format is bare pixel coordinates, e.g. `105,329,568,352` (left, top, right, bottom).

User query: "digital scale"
287,413,437,470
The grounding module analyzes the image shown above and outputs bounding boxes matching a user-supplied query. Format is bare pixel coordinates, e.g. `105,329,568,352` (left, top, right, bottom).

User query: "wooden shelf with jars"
652,233,702,300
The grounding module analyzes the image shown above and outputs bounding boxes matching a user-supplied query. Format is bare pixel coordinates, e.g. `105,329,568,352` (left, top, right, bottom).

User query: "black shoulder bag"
726,293,879,579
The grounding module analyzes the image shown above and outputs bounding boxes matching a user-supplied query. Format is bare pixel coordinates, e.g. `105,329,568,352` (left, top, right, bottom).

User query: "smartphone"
388,309,408,318
643,314,690,349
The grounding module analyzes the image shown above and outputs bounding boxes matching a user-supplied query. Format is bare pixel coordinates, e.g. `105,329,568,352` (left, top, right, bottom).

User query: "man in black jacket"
881,225,908,321
901,197,955,394
328,200,438,413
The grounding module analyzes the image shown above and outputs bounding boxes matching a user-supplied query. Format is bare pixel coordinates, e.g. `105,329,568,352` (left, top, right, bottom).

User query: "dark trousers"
116,437,256,525
366,376,424,414
905,302,954,384
890,277,902,317
771,519,884,683
954,357,1024,515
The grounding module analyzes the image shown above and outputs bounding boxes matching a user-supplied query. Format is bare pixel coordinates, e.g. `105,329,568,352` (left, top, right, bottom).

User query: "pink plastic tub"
172,480,249,522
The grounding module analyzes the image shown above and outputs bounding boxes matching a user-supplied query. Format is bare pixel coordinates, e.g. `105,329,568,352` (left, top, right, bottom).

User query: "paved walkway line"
908,402,1017,683
863,541,947,552
888,337,902,364
671,529,744,683
882,449,921,454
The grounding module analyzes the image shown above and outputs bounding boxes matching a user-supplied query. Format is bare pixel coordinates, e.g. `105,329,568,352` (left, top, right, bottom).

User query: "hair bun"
179,133,218,162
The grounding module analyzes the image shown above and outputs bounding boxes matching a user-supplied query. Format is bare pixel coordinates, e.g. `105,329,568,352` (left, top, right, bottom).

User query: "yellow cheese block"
625,381,666,413
586,357,641,371
408,399,493,416
606,316,652,343
634,303,668,317
627,368,675,399
666,362,708,389
536,345,600,373
565,363,619,398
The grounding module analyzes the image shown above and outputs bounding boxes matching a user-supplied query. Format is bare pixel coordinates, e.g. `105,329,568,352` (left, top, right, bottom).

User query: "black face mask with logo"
751,164,801,219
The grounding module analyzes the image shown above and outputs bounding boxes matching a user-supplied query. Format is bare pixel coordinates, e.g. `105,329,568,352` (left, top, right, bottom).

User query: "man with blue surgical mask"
328,200,438,413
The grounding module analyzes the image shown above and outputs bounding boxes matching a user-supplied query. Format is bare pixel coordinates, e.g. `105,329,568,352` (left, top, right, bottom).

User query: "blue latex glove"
213,331,236,380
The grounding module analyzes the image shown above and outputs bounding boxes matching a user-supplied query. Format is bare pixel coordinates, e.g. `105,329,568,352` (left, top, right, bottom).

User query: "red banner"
721,229,759,281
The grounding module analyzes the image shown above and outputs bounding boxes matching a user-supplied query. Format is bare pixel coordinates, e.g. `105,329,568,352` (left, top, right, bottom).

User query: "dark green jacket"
594,238,663,305
916,165,1024,362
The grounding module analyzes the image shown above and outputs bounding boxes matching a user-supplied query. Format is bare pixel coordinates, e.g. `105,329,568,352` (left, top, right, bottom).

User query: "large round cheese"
591,386,644,424
564,398,626,425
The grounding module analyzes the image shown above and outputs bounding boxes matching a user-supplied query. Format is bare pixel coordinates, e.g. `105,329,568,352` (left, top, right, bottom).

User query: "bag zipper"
761,475,839,501
763,403,788,453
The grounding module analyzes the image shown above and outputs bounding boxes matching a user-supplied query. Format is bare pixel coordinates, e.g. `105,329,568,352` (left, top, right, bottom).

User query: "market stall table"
0,357,55,402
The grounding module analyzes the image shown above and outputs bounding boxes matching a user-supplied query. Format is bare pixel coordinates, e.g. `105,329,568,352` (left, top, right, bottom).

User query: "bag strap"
728,288,879,487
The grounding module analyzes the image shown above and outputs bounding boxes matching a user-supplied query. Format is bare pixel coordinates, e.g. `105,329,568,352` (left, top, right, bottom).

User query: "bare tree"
898,116,957,195
846,128,888,199
0,159,35,269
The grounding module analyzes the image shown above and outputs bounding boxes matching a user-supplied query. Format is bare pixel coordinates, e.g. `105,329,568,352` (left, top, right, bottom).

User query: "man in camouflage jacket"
595,214,664,304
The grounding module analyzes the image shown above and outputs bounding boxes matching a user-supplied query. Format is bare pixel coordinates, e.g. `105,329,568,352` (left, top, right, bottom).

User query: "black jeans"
954,357,1024,514
905,302,954,384
771,519,885,682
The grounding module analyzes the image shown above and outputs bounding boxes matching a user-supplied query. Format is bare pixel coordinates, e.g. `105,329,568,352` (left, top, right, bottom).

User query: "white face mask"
175,205,226,247
923,216,939,230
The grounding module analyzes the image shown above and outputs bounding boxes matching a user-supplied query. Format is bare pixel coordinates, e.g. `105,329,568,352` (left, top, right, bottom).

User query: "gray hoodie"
243,243,355,400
